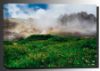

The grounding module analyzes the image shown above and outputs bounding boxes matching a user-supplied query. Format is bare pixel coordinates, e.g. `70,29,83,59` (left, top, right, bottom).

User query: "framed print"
3,3,98,69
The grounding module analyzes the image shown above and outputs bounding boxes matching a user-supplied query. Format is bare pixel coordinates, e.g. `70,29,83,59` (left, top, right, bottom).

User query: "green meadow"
4,35,98,68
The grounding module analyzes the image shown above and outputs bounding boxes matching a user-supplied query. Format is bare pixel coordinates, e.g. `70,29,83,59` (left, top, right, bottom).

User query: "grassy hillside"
4,35,98,68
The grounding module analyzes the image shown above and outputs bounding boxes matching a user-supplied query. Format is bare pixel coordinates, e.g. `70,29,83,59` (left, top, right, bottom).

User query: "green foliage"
4,35,98,68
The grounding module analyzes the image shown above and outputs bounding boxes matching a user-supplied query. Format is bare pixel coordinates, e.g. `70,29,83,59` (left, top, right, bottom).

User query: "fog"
4,4,97,40
4,12,96,40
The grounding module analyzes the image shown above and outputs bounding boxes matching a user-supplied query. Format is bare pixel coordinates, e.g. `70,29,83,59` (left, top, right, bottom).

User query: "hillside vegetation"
4,35,98,68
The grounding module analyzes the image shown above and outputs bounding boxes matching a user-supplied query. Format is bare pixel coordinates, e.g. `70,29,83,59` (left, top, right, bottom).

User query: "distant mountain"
58,12,96,35
4,18,41,40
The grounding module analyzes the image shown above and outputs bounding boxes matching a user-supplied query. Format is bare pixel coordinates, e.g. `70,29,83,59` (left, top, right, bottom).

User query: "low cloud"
4,12,97,40
4,4,97,40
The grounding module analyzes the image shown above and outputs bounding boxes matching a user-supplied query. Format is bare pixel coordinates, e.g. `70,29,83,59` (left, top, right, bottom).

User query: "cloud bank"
4,4,97,40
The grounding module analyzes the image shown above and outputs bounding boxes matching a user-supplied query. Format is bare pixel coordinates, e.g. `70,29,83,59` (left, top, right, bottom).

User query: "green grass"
4,35,98,68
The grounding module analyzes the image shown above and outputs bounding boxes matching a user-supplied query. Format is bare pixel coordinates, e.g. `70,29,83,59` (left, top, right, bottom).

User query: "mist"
4,4,97,40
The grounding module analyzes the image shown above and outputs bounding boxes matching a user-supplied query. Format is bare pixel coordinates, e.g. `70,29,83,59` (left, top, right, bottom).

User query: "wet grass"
4,35,98,68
